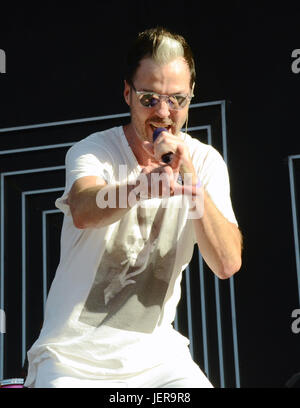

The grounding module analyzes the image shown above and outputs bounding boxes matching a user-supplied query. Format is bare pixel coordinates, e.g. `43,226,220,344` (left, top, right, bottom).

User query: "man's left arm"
192,190,242,279
152,132,242,279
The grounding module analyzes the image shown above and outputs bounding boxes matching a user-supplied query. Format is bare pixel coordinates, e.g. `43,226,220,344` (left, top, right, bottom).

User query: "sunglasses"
131,83,193,111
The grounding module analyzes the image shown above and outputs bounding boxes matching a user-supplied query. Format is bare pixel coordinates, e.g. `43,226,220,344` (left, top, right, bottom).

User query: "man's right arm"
67,151,194,229
67,176,136,229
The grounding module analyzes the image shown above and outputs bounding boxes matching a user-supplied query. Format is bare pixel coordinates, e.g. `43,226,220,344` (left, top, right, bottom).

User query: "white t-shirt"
25,126,237,386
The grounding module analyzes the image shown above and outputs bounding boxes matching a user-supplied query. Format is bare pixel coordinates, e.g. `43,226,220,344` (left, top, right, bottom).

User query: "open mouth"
149,124,172,134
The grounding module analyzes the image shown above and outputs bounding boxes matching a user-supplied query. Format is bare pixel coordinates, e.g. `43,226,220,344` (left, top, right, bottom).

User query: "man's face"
124,57,192,143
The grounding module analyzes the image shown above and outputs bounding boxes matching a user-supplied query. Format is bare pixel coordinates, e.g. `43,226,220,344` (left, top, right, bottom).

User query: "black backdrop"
1,1,300,387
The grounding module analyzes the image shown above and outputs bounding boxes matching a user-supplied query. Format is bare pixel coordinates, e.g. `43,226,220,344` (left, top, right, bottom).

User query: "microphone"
152,127,173,164
152,127,183,185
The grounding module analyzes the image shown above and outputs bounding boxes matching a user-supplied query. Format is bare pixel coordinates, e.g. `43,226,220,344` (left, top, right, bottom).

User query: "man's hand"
151,130,198,185
135,134,201,200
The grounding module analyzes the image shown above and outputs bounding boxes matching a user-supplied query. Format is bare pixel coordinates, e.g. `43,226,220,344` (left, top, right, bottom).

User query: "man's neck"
123,124,155,167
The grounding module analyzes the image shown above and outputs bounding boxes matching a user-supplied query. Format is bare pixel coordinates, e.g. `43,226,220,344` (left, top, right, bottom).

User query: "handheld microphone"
152,127,183,185
152,127,173,164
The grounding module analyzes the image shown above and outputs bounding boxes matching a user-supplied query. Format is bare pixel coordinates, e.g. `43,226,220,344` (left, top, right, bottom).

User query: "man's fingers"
169,145,184,171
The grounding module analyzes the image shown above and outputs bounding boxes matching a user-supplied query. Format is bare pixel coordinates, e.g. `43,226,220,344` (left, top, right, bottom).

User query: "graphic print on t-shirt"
79,202,180,333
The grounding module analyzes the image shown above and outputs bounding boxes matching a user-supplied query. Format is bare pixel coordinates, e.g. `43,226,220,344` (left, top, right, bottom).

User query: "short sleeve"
55,138,114,215
198,147,238,225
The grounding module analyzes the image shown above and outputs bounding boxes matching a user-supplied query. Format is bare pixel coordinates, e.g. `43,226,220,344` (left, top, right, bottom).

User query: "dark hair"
125,27,196,90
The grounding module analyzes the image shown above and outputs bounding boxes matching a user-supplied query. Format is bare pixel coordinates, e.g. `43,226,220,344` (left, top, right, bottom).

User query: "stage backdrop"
1,2,300,387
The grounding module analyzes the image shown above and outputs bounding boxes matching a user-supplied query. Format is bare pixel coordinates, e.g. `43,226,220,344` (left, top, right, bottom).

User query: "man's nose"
155,99,171,118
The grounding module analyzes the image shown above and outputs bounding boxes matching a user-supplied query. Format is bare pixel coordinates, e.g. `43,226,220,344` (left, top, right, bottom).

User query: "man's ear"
123,80,131,106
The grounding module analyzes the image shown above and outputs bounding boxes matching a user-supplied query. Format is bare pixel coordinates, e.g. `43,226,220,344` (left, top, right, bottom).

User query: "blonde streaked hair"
125,27,196,90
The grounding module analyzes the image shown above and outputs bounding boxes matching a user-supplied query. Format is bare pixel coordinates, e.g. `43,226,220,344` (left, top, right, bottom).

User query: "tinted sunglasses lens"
175,95,188,108
139,94,159,107
138,92,188,110
169,95,188,109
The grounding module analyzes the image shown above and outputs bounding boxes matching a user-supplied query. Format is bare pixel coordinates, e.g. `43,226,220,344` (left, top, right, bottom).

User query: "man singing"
25,27,242,388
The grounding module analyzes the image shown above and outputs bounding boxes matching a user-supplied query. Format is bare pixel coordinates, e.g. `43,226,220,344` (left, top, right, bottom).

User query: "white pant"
33,352,213,388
